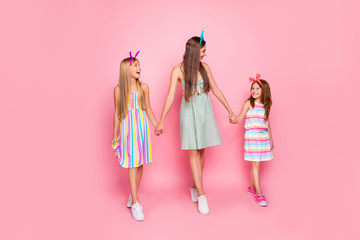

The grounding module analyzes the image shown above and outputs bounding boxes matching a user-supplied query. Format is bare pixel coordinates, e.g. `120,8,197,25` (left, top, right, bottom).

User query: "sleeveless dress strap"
178,65,185,75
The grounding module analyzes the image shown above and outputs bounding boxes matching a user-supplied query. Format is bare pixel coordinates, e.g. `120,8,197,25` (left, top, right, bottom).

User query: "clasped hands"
154,122,164,136
154,112,239,136
229,112,239,124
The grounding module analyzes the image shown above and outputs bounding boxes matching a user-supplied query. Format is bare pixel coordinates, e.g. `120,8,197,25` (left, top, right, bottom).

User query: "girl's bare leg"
192,149,205,189
189,150,204,196
251,162,262,194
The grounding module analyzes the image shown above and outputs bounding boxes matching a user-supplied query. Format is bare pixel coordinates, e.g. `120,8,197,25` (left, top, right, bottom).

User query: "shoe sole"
198,207,209,215
199,210,209,215
255,199,268,207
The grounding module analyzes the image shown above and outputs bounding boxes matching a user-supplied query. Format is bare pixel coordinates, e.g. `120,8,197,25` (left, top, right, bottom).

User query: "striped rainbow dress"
244,102,273,161
112,92,152,168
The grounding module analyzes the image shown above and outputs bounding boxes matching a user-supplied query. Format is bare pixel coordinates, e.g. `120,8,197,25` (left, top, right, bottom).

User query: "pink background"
1,0,359,239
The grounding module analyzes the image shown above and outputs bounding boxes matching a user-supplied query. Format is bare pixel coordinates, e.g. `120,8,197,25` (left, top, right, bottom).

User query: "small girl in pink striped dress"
231,73,274,207
110,52,158,221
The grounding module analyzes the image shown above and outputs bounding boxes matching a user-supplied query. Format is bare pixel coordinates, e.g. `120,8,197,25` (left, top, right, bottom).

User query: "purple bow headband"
129,51,140,65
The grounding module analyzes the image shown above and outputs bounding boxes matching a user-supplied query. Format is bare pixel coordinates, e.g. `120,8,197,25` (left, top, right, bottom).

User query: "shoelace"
132,203,142,210
198,196,207,204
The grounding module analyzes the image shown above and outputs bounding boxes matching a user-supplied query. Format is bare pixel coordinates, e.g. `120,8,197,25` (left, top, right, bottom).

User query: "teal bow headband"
200,30,204,44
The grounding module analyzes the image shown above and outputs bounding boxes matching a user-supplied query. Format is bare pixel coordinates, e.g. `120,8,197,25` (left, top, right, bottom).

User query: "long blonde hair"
117,57,146,120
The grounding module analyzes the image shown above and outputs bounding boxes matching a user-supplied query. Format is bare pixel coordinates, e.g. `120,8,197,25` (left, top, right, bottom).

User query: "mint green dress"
179,67,222,150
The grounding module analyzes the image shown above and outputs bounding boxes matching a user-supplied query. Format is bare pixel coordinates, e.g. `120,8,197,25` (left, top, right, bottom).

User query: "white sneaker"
126,194,132,208
131,202,144,221
189,188,198,202
197,195,209,215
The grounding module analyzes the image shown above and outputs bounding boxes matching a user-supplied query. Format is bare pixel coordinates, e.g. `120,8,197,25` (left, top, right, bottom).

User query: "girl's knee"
252,162,261,169
129,166,141,174
189,150,201,157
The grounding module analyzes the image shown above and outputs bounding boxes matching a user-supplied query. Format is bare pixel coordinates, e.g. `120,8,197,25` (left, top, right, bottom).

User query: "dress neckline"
178,65,203,84
181,76,203,84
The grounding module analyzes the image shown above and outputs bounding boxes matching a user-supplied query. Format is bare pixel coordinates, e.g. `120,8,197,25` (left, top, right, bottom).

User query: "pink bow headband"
249,73,262,85
129,51,140,65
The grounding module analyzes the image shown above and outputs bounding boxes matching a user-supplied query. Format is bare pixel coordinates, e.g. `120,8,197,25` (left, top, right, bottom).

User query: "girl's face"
251,82,262,100
200,45,207,61
129,60,141,79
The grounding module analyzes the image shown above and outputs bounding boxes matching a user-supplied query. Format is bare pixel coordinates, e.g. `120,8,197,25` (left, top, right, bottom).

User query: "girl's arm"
266,118,274,150
111,86,121,145
142,83,158,128
232,100,251,124
156,66,180,134
202,62,235,118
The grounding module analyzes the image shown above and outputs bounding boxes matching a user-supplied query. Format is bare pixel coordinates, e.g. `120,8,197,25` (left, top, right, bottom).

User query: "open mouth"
136,71,141,74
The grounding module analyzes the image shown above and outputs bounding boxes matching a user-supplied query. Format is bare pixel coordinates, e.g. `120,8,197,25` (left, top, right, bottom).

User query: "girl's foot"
247,187,256,196
131,201,144,221
197,195,209,214
255,194,268,207
127,194,132,208
189,188,198,202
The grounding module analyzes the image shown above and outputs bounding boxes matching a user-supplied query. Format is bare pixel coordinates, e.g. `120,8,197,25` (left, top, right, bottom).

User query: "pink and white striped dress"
244,102,273,161
112,92,152,168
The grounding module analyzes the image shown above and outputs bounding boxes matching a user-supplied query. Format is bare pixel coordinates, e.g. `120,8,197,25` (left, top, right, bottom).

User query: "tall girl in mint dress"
111,53,158,221
231,73,274,207
155,32,235,215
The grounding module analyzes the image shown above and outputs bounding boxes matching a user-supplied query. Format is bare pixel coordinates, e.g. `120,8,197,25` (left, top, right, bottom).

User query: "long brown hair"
182,36,210,102
117,57,146,120
247,79,272,119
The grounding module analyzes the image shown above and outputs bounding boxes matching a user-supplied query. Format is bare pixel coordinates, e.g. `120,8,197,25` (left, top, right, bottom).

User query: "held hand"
230,115,238,124
154,129,162,136
110,136,117,146
229,112,238,124
155,122,165,136
228,111,233,123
